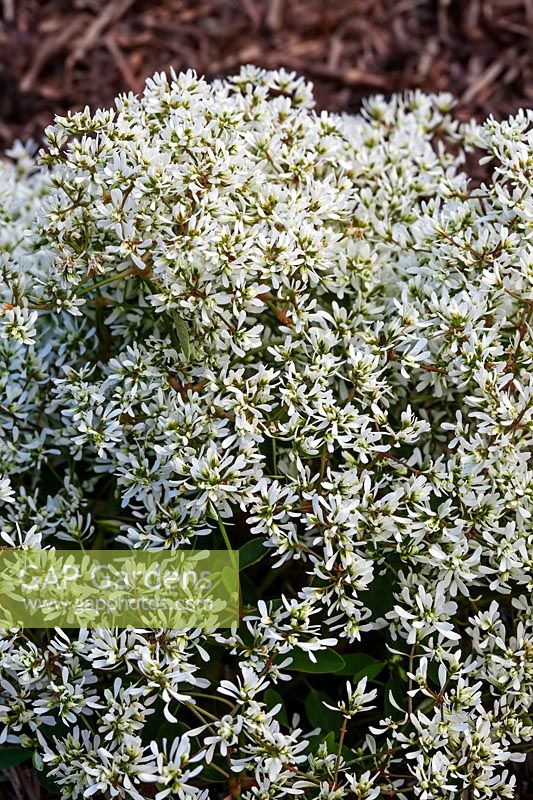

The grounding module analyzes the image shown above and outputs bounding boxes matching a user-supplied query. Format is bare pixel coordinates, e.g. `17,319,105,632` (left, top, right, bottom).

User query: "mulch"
0,0,531,149
0,3,531,800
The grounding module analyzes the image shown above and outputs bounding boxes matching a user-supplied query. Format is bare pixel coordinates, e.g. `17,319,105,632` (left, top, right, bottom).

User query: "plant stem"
333,717,348,788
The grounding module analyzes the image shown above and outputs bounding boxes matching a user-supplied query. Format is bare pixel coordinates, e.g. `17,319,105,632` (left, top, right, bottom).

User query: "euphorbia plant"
0,66,532,799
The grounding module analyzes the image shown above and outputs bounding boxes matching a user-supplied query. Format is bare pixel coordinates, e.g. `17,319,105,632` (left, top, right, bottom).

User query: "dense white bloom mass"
0,66,532,799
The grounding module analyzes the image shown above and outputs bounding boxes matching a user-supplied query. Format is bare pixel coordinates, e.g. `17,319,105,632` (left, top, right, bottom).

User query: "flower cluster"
0,66,532,799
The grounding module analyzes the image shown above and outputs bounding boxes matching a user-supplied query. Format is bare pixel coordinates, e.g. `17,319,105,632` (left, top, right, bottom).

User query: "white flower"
140,736,205,800
219,666,270,703
0,67,531,800
0,478,15,505
324,679,378,719
0,306,38,345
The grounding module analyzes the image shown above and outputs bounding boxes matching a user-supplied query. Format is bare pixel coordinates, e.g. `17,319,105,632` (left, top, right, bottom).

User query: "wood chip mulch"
0,0,531,149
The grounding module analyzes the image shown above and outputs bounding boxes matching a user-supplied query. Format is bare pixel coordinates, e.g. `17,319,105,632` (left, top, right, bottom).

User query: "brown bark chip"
0,0,531,147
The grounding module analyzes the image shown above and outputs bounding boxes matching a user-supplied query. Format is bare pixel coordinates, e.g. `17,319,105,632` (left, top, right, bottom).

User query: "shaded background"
0,0,531,149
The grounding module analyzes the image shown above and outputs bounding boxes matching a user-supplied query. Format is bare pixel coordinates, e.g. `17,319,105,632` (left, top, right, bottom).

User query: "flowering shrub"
0,66,532,800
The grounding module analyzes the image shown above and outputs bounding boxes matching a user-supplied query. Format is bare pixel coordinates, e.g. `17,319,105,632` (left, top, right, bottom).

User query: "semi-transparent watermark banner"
0,550,239,628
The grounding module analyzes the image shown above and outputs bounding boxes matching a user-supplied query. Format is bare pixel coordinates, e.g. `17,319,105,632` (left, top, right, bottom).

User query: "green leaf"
174,316,190,359
0,747,32,769
264,688,289,727
337,653,386,682
305,689,340,733
239,539,269,570
324,731,336,752
364,570,395,618
221,565,237,594
384,676,405,719
259,435,277,475
354,660,386,683
240,574,259,605
286,647,345,674
336,653,376,675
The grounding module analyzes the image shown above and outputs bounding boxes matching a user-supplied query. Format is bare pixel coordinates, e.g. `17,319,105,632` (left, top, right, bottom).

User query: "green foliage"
286,648,345,674
0,747,32,769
